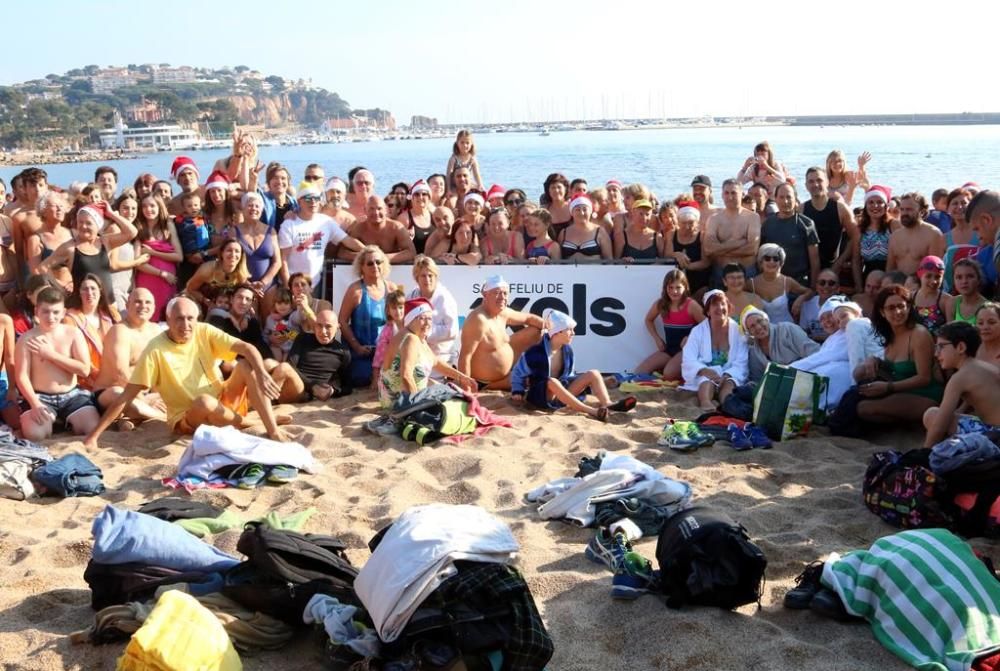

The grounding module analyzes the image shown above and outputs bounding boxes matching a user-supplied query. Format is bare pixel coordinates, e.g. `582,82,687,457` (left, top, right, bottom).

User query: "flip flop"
608,396,637,413
594,406,610,423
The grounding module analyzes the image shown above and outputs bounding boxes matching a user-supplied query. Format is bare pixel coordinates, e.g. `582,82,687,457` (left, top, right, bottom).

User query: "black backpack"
83,561,218,610
655,507,767,610
222,522,359,624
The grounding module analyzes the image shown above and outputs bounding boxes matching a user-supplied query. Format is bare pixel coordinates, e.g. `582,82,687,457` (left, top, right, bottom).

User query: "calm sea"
13,125,1000,203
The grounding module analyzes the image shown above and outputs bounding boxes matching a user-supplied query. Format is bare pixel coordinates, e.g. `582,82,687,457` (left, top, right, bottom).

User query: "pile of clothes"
0,435,104,500
164,425,321,492
76,502,554,670
525,451,692,534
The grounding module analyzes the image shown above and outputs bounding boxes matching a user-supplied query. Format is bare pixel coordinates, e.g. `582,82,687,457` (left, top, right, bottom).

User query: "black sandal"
609,396,637,412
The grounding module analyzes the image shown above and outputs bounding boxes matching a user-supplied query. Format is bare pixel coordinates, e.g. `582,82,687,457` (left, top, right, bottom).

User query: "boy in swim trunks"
510,308,636,422
923,321,1000,447
14,287,100,441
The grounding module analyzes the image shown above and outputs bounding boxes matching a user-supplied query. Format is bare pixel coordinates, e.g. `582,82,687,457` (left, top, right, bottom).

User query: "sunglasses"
303,175,323,182
300,195,321,203
364,260,381,267
817,279,839,287
506,198,525,207
762,255,781,263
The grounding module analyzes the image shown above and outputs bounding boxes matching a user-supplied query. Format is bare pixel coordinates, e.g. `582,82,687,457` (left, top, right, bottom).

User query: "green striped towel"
823,529,1000,671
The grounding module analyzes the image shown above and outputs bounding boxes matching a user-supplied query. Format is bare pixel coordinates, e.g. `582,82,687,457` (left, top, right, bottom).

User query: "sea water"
14,125,1000,202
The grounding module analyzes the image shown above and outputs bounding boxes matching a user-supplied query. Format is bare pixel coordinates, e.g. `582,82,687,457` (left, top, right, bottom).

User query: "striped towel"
823,529,1000,671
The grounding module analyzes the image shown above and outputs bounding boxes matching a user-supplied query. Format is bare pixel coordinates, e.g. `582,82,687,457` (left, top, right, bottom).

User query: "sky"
4,0,1000,125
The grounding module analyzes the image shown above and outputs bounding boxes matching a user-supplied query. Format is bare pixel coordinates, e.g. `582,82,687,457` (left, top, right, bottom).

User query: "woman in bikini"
976,303,1000,369
912,255,953,336
26,191,73,289
430,219,481,266
184,239,251,311
558,195,612,262
749,243,813,324
856,285,943,424
64,273,118,391
613,198,662,263
635,269,704,379
479,207,517,264
405,180,436,255
542,173,572,238
516,209,560,264
663,201,712,295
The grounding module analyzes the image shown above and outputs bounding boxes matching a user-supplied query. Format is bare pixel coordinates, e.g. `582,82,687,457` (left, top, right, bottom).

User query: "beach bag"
400,399,478,446
862,449,953,529
223,523,358,623
655,507,767,610
83,561,218,610
0,457,36,500
752,363,828,441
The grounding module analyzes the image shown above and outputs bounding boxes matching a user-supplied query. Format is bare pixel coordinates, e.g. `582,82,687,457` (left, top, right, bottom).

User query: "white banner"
327,264,668,372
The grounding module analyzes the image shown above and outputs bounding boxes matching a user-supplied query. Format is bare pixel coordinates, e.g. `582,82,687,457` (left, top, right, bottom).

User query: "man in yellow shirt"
84,296,291,447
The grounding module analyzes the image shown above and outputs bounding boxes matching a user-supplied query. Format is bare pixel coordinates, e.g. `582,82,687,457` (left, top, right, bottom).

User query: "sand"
0,387,987,670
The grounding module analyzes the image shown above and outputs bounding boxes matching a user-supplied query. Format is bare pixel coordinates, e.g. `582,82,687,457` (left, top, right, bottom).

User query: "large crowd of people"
0,128,997,451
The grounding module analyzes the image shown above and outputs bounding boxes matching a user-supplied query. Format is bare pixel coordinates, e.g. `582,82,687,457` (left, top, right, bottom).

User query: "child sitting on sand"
264,288,297,362
373,288,406,397
510,308,636,421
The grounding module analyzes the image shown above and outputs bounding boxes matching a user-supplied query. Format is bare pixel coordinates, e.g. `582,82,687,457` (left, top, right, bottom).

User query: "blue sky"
5,0,1000,124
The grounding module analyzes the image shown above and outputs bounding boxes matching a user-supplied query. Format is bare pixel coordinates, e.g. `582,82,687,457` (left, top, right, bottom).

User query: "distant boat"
539,127,551,136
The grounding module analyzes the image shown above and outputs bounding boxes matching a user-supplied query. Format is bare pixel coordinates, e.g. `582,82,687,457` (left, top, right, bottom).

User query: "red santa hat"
676,200,700,220
403,298,434,327
864,185,892,203
204,170,230,192
408,179,431,198
170,156,199,182
485,184,505,203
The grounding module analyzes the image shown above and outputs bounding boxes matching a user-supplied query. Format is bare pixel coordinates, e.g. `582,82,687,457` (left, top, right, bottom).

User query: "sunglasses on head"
920,263,944,273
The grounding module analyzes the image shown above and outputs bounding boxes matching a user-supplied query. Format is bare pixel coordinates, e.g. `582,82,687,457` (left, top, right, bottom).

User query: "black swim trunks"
33,387,97,426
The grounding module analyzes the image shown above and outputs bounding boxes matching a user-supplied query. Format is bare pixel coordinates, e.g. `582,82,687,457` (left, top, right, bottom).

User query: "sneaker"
783,561,825,610
686,423,716,447
745,424,773,449
727,423,752,451
584,529,618,570
611,551,659,600
364,416,400,437
657,421,700,452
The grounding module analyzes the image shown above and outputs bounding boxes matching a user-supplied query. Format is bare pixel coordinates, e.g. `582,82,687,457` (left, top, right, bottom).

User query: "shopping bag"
752,363,828,441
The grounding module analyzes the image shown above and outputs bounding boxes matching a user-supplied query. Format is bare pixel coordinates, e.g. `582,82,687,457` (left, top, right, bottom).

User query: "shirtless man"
342,196,416,264
703,179,761,285
94,166,118,203
322,177,356,230
922,322,1000,447
167,156,202,217
458,274,544,390
690,174,717,226
15,288,100,441
2,173,24,217
84,296,291,448
10,168,47,281
852,269,885,317
886,192,946,275
91,288,165,427
347,168,375,222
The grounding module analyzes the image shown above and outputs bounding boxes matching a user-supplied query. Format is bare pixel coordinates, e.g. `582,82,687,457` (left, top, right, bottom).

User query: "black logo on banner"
468,283,626,336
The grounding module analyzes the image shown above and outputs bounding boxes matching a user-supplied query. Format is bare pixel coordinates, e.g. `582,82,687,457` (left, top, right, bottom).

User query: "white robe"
680,319,749,391
792,330,851,409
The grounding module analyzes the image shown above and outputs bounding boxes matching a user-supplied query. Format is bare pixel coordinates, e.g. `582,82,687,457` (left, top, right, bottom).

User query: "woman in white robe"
681,290,749,410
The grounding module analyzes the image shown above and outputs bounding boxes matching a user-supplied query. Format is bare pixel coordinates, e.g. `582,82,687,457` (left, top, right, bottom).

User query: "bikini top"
559,228,602,258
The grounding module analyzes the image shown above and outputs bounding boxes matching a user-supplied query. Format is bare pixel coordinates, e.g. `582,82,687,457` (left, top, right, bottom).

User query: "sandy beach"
0,387,981,670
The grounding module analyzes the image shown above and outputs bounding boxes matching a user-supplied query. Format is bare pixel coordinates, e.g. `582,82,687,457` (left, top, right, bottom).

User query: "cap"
691,175,712,188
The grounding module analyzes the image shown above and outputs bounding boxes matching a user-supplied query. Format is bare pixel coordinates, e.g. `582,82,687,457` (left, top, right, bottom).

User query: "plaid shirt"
401,561,554,671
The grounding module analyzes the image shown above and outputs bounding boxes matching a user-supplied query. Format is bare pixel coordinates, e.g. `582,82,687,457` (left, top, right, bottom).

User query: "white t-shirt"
277,213,347,284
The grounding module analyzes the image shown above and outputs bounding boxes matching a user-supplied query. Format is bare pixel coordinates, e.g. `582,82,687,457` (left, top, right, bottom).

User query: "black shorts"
33,387,96,426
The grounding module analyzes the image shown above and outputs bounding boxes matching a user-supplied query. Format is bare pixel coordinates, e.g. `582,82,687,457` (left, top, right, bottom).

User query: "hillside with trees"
0,64,391,149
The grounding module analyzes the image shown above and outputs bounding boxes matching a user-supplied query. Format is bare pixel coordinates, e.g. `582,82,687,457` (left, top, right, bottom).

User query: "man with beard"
343,196,415,264
704,179,760,285
762,182,820,287
886,192,945,275
690,174,717,226
965,189,1000,296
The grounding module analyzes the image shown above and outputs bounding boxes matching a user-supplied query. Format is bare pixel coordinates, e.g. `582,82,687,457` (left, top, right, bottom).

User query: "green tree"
83,65,99,76
265,75,286,93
